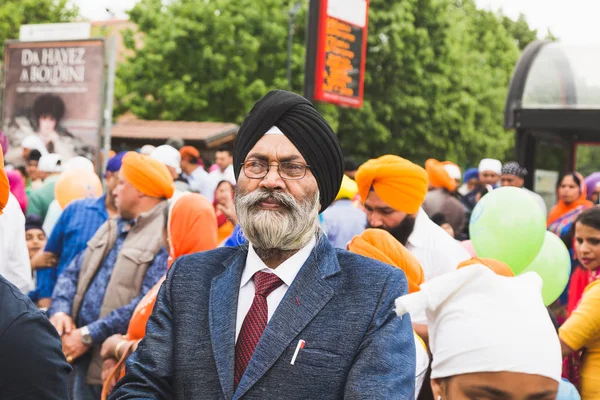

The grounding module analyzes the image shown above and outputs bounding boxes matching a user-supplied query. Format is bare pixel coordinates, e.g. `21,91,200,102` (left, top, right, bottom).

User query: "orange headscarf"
121,152,175,199
425,159,457,192
180,146,200,160
348,229,425,293
547,172,594,226
355,155,429,215
169,193,219,265
0,147,8,215
457,257,514,278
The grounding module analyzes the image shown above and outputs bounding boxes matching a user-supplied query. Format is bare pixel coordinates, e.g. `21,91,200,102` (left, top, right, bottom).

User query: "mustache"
239,189,298,210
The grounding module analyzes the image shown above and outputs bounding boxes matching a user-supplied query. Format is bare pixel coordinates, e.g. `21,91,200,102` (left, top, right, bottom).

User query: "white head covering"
64,156,94,172
443,164,461,180
395,265,562,382
38,154,63,173
21,135,48,155
478,158,502,175
140,144,156,156
151,145,182,175
264,126,284,135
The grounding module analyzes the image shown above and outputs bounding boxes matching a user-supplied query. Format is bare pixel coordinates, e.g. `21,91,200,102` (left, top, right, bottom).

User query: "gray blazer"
110,237,416,399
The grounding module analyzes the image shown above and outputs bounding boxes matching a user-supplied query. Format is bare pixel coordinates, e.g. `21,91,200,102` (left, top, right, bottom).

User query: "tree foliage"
0,0,80,61
117,0,540,167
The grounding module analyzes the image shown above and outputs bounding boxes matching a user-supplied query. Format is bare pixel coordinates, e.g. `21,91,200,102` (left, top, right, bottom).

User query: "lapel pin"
290,339,306,365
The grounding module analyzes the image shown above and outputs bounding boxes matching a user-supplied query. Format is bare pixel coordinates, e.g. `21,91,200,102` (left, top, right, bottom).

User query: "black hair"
558,172,582,191
430,212,447,226
575,206,600,231
216,145,233,156
16,165,27,178
32,94,65,123
216,179,235,192
344,157,359,172
27,149,42,162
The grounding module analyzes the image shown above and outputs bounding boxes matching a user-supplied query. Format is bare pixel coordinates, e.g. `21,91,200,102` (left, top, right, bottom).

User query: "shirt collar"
407,208,428,248
240,236,317,288
87,194,107,210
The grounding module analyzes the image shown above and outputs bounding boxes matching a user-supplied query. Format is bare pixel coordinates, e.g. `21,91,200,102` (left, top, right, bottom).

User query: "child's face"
26,228,46,260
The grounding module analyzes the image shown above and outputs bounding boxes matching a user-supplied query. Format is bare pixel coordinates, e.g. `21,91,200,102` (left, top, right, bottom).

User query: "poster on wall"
2,39,105,165
311,0,369,108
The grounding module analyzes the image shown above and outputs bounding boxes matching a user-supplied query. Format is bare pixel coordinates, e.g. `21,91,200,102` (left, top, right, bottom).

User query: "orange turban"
425,159,457,192
0,147,8,215
180,146,200,160
121,152,175,199
355,155,428,214
457,257,514,278
348,229,425,293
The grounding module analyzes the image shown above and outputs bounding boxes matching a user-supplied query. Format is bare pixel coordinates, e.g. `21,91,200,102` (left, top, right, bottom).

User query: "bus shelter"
504,40,600,189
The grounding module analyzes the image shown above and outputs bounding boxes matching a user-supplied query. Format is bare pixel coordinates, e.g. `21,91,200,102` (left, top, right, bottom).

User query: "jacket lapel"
234,238,340,399
209,248,247,400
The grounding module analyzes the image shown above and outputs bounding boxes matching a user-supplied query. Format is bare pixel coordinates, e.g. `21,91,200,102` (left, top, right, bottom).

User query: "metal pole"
102,36,117,175
288,1,304,91
287,15,294,90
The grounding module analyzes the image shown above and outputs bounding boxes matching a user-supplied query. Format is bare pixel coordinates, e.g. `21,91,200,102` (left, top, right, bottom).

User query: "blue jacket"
111,237,416,399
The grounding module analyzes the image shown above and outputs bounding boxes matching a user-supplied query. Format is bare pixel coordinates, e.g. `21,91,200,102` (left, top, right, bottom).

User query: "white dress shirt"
0,194,34,294
206,165,236,203
406,208,470,281
235,236,316,341
186,166,211,198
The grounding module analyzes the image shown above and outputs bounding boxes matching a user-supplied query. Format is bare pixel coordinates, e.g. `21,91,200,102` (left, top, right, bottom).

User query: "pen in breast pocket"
290,339,306,365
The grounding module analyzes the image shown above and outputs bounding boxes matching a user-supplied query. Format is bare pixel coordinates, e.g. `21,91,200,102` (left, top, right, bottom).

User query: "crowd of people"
0,89,599,399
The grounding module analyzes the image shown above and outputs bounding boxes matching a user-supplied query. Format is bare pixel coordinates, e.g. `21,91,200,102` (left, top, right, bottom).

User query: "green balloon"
470,187,546,274
521,232,571,306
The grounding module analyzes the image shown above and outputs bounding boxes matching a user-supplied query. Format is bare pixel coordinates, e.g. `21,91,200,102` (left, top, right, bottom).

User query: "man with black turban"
112,90,416,399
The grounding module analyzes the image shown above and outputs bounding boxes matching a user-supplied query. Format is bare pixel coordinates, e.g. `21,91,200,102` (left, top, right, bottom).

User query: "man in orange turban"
355,155,470,283
48,152,173,394
423,158,466,237
121,152,175,201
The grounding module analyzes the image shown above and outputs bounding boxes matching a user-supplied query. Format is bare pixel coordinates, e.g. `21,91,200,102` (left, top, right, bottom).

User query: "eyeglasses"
241,160,311,180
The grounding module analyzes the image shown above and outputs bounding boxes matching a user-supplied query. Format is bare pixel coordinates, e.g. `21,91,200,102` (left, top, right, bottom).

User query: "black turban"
233,90,344,212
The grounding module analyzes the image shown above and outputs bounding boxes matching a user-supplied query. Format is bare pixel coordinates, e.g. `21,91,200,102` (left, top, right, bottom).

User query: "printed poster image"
2,40,105,165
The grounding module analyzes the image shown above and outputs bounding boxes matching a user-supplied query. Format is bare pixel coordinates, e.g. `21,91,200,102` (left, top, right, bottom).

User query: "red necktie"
234,271,284,388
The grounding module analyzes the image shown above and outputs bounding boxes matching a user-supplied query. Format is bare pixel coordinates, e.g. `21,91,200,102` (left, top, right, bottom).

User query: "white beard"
236,188,320,251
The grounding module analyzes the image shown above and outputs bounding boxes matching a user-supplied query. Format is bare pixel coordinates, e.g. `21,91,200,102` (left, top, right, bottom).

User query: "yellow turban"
457,257,514,278
355,155,428,214
348,229,425,293
425,158,457,192
121,152,175,199
335,175,359,201
0,148,8,215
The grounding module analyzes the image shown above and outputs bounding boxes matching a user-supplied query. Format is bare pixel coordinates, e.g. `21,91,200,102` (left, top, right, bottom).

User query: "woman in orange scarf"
100,194,218,397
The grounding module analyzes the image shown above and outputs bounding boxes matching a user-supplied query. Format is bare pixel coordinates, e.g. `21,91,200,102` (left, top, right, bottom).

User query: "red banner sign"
313,0,369,108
